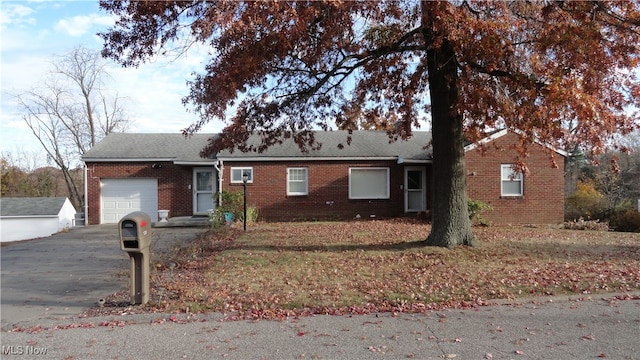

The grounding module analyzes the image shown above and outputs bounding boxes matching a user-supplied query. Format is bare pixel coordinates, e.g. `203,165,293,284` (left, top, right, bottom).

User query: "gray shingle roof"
0,197,73,217
82,131,433,162
82,133,214,163
217,131,432,160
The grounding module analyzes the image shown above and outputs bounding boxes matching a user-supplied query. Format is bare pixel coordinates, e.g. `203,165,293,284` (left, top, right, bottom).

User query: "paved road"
1,296,639,359
1,225,206,331
1,225,639,359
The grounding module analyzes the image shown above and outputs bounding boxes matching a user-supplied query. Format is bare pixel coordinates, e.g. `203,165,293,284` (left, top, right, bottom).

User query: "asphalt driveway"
1,224,207,331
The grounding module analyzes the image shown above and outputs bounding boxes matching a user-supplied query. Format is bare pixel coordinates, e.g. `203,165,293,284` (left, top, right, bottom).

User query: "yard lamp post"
242,172,249,231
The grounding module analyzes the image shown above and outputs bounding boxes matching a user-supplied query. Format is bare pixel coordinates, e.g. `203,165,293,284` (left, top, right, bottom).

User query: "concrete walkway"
1,225,639,359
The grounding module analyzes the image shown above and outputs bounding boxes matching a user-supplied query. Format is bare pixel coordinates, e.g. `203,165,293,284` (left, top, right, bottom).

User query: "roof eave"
0,215,59,219
464,129,569,157
173,161,218,165
217,156,406,162
82,157,176,162
401,159,433,164
464,129,509,152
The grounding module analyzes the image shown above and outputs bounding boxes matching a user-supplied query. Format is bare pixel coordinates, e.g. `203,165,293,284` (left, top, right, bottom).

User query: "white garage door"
101,178,158,224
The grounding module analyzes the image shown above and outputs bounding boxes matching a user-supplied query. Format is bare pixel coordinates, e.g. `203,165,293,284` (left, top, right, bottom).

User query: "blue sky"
1,0,218,166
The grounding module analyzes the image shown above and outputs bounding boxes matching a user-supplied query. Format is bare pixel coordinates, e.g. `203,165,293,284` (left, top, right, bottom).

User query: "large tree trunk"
423,3,475,248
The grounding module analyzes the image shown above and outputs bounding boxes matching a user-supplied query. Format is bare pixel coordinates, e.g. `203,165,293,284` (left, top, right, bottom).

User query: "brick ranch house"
81,130,566,225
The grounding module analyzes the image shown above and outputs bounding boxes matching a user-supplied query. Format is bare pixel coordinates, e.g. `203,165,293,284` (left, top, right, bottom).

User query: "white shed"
0,197,77,242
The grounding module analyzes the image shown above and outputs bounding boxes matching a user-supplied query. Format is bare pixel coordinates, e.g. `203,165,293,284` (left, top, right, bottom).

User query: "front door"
193,168,215,214
405,167,426,212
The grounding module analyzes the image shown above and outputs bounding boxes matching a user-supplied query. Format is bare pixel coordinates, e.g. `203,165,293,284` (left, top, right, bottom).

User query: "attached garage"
101,178,158,224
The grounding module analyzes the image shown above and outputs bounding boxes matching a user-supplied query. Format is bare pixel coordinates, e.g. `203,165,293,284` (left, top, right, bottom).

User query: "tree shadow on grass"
226,237,640,261
227,239,429,252
503,241,640,262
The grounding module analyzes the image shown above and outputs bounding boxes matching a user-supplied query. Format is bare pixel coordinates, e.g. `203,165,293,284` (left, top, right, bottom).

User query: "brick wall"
221,160,410,221
465,132,565,224
85,133,565,225
85,162,193,224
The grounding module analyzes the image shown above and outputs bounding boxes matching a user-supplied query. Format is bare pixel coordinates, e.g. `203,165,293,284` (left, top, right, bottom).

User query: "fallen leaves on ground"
81,220,640,320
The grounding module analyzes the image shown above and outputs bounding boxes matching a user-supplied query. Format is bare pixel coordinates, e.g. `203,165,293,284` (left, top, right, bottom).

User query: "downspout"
214,160,224,207
83,163,88,225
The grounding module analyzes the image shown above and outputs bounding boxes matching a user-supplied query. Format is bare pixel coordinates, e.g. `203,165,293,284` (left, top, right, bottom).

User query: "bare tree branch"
12,46,131,209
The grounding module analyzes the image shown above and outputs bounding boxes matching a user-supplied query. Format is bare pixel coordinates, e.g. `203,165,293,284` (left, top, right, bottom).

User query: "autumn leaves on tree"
99,1,640,247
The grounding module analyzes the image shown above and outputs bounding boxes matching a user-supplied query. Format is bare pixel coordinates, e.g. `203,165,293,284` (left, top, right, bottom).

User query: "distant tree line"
565,132,640,232
0,152,83,208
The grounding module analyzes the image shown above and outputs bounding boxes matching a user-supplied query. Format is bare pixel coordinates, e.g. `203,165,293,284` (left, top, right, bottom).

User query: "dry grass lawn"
101,220,640,320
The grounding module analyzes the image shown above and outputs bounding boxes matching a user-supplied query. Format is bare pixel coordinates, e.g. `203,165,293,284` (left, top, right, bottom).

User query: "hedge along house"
81,130,566,225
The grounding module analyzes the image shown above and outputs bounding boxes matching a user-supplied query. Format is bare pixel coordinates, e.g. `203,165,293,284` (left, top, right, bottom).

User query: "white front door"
193,168,216,214
405,167,426,212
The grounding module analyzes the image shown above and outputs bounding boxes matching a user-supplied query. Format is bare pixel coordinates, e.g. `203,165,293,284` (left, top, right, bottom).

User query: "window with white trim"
287,167,308,196
230,167,253,183
501,164,523,196
349,167,390,199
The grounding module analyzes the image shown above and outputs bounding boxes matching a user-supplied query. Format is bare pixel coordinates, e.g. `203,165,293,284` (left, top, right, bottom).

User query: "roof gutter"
82,158,218,165
82,157,176,162
398,159,432,164
0,215,58,219
173,161,218,165
215,156,416,162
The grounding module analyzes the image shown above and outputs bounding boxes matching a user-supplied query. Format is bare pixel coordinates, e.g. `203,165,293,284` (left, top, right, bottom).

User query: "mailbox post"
118,212,152,305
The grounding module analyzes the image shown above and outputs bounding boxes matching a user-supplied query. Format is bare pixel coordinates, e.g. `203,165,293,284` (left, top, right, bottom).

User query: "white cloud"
0,3,36,29
108,57,219,134
0,1,224,162
100,40,223,134
0,105,44,157
54,14,114,37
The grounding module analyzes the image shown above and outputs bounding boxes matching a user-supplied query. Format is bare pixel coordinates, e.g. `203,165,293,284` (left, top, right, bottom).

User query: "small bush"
210,190,258,229
239,205,259,224
608,210,640,233
209,209,227,229
563,217,610,231
565,181,604,221
216,191,244,214
468,199,492,226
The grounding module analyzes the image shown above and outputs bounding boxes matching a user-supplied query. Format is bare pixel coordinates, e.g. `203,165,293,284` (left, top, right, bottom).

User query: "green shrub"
565,181,604,221
209,209,226,229
217,191,244,214
210,190,258,229
468,199,492,226
240,205,259,224
608,210,640,233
